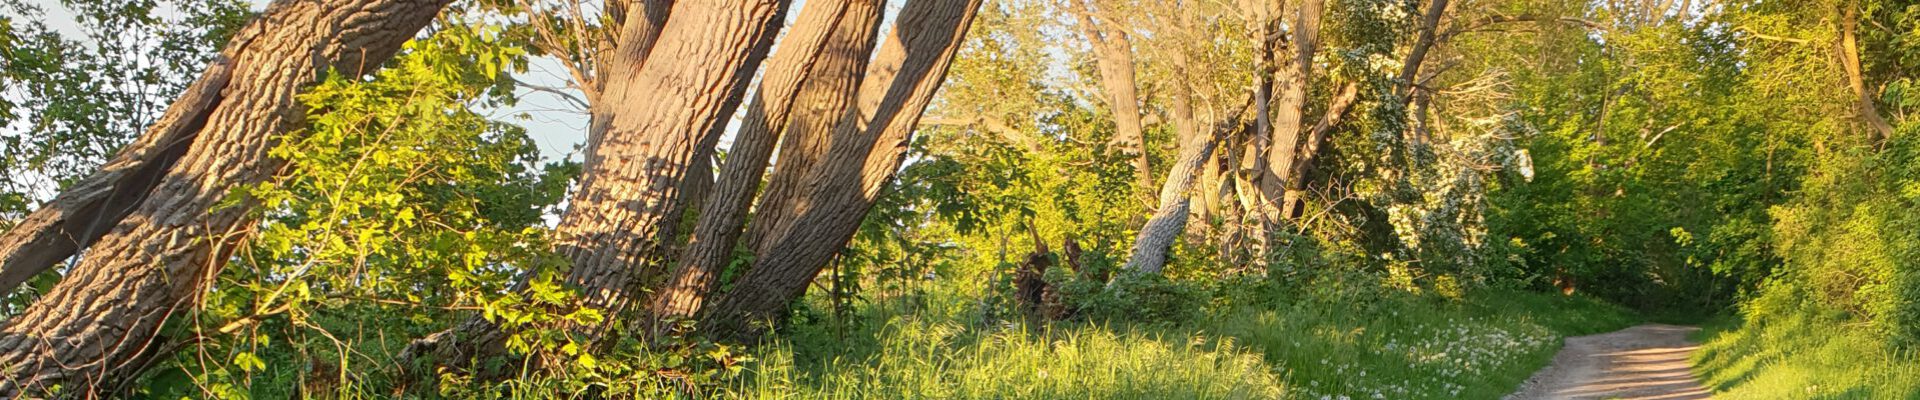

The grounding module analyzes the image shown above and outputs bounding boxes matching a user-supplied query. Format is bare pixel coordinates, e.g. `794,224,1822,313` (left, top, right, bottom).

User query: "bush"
1056,273,1208,325
1767,133,1920,345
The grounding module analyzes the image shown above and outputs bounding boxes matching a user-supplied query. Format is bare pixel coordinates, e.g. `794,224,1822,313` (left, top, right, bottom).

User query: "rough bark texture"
1073,0,1153,196
1182,85,1226,219
551,0,791,326
1124,98,1252,274
701,0,984,339
396,0,686,374
0,60,231,298
584,0,673,170
649,0,880,323
744,8,886,259
1280,83,1359,220
0,0,447,395
1122,145,1214,274
1260,0,1325,222
401,0,790,374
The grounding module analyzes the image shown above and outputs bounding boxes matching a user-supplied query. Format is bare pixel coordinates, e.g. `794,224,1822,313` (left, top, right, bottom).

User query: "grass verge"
1693,311,1920,399
727,288,1635,399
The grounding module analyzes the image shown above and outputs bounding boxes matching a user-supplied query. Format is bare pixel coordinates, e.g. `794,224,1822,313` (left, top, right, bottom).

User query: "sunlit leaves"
156,16,575,398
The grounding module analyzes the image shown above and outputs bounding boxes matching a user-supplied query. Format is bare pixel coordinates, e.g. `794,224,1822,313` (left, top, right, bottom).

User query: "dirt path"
1505,324,1713,400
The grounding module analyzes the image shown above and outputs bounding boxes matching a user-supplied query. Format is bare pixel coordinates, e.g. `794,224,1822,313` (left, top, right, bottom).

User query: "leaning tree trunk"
649,0,883,324
0,0,447,395
1278,0,1445,219
1122,137,1218,274
743,10,887,260
0,60,232,297
1279,83,1359,219
1123,95,1255,274
1838,3,1895,144
1395,0,1448,101
582,0,672,171
700,0,984,339
549,0,791,329
402,0,794,366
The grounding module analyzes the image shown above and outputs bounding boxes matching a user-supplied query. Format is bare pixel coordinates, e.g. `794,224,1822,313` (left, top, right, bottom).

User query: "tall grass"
1694,311,1920,399
740,319,1285,399
724,288,1635,399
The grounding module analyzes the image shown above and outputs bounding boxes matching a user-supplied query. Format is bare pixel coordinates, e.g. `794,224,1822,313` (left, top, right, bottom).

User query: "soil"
1505,324,1713,400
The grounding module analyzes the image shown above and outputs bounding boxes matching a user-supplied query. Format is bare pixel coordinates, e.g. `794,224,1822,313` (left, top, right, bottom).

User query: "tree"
1257,0,1325,225
0,0,249,300
651,0,885,323
699,0,985,338
545,0,793,334
401,0,797,372
1069,0,1154,199
0,0,448,394
1123,98,1250,274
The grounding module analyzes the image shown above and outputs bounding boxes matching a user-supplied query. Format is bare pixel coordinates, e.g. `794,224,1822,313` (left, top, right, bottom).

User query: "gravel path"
1505,324,1713,400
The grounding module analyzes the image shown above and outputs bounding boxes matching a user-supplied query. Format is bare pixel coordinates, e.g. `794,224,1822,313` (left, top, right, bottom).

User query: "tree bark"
1280,83,1359,219
649,0,881,324
745,5,889,258
0,59,231,298
1397,0,1450,100
550,0,792,328
583,0,673,171
1072,0,1153,197
1125,94,1255,274
402,0,791,374
396,0,689,374
1260,0,1325,223
700,0,984,339
0,0,447,395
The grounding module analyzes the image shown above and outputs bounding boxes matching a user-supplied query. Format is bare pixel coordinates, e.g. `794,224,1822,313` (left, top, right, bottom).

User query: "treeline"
0,0,1912,397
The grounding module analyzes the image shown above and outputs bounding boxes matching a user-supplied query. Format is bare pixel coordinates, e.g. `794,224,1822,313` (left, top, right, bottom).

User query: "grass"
1693,311,1920,399
725,286,1637,399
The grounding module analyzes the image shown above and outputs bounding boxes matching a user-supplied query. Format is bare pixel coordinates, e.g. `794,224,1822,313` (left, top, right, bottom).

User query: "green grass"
726,288,1636,399
1693,311,1920,399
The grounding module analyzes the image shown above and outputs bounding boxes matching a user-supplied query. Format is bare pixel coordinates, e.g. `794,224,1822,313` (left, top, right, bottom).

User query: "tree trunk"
550,0,792,327
1396,0,1449,100
0,0,447,395
1072,0,1153,197
1124,96,1253,274
1280,83,1359,219
0,59,231,298
583,0,673,171
649,0,882,324
1838,2,1894,144
400,0,791,375
1261,0,1324,223
700,0,984,339
744,8,888,259
1123,139,1216,274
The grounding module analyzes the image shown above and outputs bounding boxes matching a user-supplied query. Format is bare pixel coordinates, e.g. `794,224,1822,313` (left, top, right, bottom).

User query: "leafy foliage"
142,20,581,398
0,0,248,217
1,0,1917,397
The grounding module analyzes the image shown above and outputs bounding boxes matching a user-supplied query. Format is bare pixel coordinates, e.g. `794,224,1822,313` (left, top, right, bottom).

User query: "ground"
1507,324,1712,400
